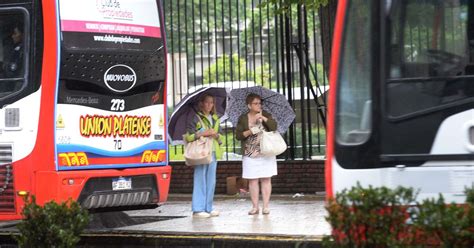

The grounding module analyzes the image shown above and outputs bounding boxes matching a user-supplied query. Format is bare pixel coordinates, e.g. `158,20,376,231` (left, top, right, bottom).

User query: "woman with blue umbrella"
169,87,227,218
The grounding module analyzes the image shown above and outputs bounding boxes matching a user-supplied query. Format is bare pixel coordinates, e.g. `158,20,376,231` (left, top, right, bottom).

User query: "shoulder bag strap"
196,114,207,130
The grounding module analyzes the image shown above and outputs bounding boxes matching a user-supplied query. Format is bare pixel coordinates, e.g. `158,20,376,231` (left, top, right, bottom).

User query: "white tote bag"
260,131,287,156
184,136,213,166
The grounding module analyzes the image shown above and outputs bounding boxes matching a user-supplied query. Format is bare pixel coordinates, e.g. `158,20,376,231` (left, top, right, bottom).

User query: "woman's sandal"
262,208,270,215
248,208,259,215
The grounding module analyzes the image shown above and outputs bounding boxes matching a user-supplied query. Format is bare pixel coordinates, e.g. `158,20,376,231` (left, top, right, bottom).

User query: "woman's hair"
199,93,216,114
245,93,262,105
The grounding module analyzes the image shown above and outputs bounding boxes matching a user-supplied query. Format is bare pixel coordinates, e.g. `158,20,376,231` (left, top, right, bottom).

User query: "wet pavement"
120,194,331,237
0,194,331,247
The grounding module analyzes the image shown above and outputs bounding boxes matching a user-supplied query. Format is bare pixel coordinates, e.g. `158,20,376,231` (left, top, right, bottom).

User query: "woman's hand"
243,130,253,138
208,130,219,139
199,129,217,138
255,112,268,122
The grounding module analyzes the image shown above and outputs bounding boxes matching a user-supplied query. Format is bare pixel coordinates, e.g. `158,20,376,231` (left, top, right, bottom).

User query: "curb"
167,193,326,201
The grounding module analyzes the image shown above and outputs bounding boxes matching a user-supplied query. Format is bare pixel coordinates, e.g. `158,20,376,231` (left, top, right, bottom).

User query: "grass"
169,145,185,161
169,126,327,161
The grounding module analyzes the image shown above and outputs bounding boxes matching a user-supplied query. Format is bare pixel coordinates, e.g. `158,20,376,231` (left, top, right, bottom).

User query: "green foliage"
323,183,418,247
169,145,185,161
255,63,274,88
311,63,327,85
413,195,474,247
201,54,277,88
322,184,474,247
293,125,327,157
202,54,249,84
164,1,248,53
164,1,286,54
15,196,89,248
260,0,329,14
467,187,474,205
170,125,327,161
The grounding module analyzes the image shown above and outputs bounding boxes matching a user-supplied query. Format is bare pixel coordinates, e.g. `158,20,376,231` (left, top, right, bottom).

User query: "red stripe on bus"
326,0,348,200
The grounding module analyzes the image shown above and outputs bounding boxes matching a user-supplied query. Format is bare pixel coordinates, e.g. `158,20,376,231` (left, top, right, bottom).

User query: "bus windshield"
387,0,474,118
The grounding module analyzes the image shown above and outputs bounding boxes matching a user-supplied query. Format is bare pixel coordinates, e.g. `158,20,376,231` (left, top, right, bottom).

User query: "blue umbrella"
227,86,295,133
168,87,228,144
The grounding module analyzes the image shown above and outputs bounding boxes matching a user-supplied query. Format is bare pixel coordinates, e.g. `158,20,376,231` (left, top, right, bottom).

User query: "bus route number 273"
111,99,125,111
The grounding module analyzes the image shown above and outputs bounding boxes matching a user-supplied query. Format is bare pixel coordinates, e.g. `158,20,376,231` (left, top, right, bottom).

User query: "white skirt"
242,155,277,179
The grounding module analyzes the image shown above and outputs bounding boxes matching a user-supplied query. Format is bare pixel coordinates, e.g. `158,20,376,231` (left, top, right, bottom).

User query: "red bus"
0,0,171,220
327,0,473,203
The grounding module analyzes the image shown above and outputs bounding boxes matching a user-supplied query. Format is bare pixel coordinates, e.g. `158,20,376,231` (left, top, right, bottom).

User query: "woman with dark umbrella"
183,93,223,218
235,93,278,215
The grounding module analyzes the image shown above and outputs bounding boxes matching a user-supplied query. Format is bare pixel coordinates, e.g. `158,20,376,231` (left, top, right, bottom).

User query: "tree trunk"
319,0,338,77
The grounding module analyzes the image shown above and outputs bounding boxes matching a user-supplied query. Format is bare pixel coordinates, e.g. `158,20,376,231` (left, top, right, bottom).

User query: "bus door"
0,1,43,214
330,0,473,203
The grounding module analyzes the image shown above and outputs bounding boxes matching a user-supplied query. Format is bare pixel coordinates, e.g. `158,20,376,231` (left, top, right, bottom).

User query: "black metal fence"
163,0,328,160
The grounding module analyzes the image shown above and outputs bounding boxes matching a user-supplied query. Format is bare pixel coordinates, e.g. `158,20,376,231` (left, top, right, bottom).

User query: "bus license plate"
112,177,132,191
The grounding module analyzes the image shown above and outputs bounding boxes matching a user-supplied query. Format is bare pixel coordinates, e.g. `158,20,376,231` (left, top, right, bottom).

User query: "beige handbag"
184,136,213,166
183,116,213,166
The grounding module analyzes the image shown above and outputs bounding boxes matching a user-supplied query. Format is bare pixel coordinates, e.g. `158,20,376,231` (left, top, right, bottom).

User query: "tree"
260,0,337,78
203,54,277,89
260,0,329,13
164,0,250,54
202,54,248,84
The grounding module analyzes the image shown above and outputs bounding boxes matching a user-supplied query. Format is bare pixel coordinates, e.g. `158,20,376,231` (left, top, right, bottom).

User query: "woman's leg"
248,178,260,210
205,154,217,212
192,164,207,212
260,177,272,210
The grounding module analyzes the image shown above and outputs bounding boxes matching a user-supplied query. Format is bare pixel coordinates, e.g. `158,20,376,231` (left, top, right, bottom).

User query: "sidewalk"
121,193,331,237
0,194,331,247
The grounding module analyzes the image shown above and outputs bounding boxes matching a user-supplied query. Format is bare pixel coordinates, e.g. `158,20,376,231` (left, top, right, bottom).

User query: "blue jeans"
192,153,217,213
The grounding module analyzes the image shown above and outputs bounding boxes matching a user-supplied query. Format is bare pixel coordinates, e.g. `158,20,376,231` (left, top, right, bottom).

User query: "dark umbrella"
168,87,228,144
227,86,295,133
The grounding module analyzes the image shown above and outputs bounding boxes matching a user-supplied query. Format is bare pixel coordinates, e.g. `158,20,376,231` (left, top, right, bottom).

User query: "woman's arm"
235,115,252,141
215,119,223,145
262,112,277,132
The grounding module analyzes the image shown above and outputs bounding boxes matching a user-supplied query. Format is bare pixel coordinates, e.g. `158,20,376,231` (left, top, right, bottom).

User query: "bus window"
0,11,26,98
387,1,473,118
336,0,372,144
